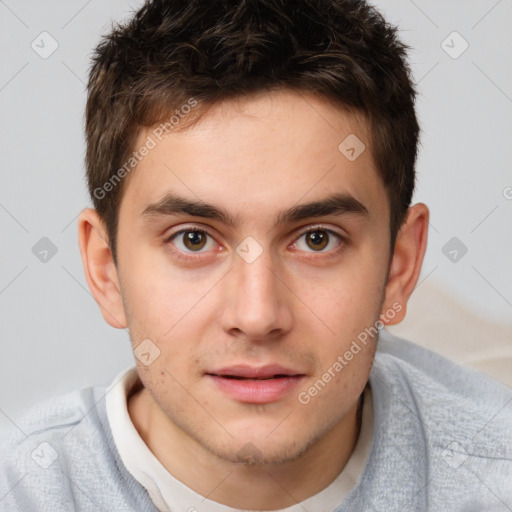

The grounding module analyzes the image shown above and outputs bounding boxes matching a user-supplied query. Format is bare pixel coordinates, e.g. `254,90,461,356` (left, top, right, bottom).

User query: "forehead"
120,89,386,227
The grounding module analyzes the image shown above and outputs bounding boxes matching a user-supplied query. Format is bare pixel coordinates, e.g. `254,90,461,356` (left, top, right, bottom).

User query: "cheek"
306,269,384,334
296,344,374,417
120,259,199,340
298,256,385,375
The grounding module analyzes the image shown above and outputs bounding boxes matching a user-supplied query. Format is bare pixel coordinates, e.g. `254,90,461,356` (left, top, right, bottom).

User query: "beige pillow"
387,281,512,388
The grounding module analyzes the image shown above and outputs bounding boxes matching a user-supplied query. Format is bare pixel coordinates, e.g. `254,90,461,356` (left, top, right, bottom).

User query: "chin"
196,427,318,466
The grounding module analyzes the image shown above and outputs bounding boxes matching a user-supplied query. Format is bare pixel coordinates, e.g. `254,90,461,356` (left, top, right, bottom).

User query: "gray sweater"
1,329,511,511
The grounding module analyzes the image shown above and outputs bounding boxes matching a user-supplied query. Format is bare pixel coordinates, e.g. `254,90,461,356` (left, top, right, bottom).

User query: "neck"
128,385,363,510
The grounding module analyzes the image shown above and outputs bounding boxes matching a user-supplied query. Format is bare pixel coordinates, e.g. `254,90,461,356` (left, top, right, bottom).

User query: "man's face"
115,90,391,464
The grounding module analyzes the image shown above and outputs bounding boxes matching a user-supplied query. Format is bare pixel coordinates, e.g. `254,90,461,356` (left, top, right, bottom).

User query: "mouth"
205,364,306,404
206,363,304,379
213,374,296,380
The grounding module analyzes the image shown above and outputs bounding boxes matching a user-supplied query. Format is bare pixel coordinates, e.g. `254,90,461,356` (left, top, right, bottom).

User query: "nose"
218,245,293,341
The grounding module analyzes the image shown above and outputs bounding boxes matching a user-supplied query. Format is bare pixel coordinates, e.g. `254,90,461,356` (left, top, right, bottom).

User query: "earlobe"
380,203,429,326
77,208,127,329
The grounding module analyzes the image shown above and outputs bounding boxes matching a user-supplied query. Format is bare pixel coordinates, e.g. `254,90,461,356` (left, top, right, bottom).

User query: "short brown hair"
85,0,420,265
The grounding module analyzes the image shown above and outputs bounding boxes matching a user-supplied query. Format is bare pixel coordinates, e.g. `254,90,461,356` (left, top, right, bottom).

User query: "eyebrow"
142,192,369,227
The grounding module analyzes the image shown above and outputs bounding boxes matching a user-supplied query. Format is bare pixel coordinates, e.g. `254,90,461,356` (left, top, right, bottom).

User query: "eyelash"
164,225,347,263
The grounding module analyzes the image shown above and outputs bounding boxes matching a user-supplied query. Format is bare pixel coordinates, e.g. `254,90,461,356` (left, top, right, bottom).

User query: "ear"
380,203,429,326
77,208,127,329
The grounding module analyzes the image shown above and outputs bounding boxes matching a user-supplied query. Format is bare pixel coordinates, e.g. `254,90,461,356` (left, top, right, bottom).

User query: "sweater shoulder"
361,329,512,508
375,328,512,408
0,385,156,511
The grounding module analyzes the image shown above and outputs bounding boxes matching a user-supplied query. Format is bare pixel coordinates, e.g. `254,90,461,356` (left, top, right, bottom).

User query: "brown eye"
168,229,215,254
294,228,343,254
182,230,207,251
305,230,329,251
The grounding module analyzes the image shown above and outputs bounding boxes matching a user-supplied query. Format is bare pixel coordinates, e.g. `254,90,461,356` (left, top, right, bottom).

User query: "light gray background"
1,0,511,431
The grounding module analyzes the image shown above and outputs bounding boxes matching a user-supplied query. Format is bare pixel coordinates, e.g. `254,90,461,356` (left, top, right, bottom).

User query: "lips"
205,364,306,404
206,364,304,380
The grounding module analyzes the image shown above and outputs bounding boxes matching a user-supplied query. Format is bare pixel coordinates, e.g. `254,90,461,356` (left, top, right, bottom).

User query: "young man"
1,0,511,510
